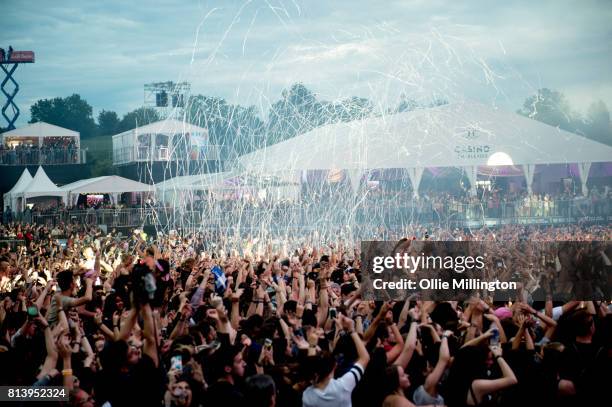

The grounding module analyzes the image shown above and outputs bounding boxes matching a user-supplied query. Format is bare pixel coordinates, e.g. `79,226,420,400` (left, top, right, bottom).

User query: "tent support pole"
407,167,424,198
465,166,478,196
577,162,592,196
523,164,536,195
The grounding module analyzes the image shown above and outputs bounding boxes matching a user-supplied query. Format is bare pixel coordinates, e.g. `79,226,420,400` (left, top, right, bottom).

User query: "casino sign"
455,144,492,159
455,128,492,159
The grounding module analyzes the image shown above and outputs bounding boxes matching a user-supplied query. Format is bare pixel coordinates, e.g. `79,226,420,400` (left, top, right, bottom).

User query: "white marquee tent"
3,168,33,212
7,166,68,209
112,119,209,165
61,175,153,206
155,172,236,192
237,101,612,196
1,121,80,148
155,171,299,203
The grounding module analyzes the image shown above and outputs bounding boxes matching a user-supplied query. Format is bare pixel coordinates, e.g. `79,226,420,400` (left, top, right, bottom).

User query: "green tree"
187,95,265,156
517,88,580,132
29,94,96,138
332,96,373,121
266,83,322,145
395,94,419,113
584,100,612,145
97,110,120,136
266,83,376,145
117,107,160,132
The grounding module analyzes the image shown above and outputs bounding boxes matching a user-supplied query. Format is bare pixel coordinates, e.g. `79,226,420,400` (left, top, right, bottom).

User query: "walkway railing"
0,239,25,250
0,148,86,165
5,198,609,231
113,145,222,165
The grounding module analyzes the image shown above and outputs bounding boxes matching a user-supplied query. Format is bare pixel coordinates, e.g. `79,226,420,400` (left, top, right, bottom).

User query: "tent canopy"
20,166,67,200
154,171,297,193
5,168,33,196
112,119,209,140
61,175,152,195
1,122,80,144
154,171,299,202
154,172,236,192
3,168,33,210
237,101,612,173
112,119,209,164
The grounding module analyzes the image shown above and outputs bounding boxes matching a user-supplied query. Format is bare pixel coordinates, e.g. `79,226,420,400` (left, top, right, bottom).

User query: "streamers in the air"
146,0,535,252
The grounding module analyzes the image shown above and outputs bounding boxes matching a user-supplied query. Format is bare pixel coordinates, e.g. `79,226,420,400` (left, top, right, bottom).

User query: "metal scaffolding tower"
0,49,35,130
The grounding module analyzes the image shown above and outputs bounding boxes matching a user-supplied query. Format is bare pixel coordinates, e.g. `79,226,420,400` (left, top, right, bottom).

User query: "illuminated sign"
0,50,35,63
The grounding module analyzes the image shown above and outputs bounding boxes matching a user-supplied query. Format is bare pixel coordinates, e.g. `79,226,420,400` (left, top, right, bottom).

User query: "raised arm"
71,278,93,307
141,303,159,367
316,272,330,327
170,302,192,339
462,329,493,349
385,316,404,364
36,314,58,380
247,282,265,317
423,331,451,397
56,333,74,392
93,310,115,340
511,315,528,351
471,346,518,403
230,288,243,330
341,315,370,368
35,279,55,310
117,307,138,341
364,302,390,343
394,321,418,369
215,296,236,344
484,313,507,344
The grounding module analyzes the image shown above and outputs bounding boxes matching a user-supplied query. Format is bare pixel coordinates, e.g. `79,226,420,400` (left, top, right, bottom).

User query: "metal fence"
0,239,25,250
0,148,86,165
113,145,222,165
11,198,610,231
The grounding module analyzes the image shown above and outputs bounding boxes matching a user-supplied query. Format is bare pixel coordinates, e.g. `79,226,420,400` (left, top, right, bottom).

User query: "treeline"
22,83,446,157
22,84,612,156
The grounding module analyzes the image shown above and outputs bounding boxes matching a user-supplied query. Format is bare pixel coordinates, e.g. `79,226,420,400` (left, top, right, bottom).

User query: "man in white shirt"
302,315,370,407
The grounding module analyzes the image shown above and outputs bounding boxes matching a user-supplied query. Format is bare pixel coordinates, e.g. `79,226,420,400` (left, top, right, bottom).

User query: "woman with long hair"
445,344,517,407
381,364,415,407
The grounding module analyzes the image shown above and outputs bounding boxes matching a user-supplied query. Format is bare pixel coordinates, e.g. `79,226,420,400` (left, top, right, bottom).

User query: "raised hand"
181,303,193,320
112,311,121,327
94,310,103,326
340,314,355,332
56,333,72,360
230,288,244,303
206,308,220,321
293,333,309,350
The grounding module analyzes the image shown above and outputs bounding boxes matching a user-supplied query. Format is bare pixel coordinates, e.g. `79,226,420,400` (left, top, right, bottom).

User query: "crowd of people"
0,138,79,165
0,220,610,406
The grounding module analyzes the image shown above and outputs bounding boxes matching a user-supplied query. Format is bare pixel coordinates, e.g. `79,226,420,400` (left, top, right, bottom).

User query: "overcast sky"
3,0,612,125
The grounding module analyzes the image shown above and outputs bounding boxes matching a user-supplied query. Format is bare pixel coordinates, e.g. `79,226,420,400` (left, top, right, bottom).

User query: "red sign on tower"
0,50,35,63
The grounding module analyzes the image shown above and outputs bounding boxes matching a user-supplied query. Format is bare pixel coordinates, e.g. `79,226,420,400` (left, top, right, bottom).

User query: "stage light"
487,151,513,166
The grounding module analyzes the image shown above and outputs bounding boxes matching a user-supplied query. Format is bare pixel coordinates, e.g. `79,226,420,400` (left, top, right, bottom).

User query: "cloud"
2,0,611,125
